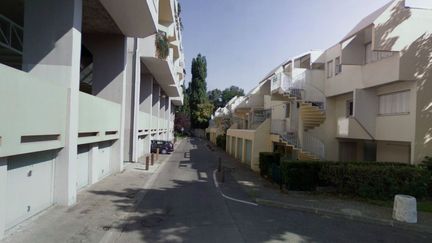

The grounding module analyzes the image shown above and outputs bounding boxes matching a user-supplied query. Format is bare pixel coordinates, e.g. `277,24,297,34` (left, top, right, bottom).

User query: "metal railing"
303,132,325,160
0,15,24,55
280,71,326,111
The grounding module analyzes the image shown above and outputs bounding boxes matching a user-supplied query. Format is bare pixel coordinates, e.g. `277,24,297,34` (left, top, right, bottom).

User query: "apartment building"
206,96,245,144
0,0,184,238
222,0,432,171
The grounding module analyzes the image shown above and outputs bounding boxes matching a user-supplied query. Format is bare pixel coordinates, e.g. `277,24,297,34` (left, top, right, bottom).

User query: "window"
346,100,353,117
327,60,334,78
365,43,395,64
285,104,290,118
335,57,342,75
379,91,410,115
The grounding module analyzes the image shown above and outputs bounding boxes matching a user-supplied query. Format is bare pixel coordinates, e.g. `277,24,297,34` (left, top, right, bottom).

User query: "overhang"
141,56,180,97
99,0,158,38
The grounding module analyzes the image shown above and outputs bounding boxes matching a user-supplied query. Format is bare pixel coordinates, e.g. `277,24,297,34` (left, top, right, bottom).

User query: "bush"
259,152,280,178
280,160,431,200
321,163,430,200
281,161,336,191
423,156,432,196
216,135,226,150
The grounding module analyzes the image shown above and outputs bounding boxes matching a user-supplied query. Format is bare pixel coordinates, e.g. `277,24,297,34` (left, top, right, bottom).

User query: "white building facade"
0,0,184,238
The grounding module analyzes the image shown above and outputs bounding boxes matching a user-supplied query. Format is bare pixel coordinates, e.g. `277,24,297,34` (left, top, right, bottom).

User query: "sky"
180,0,392,93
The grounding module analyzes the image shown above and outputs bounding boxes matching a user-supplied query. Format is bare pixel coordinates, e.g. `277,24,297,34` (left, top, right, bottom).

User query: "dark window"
346,100,354,117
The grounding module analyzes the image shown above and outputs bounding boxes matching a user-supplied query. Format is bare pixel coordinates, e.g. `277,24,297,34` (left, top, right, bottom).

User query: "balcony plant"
156,31,169,60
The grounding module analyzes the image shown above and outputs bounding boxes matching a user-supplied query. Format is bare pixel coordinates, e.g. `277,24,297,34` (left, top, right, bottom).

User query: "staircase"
271,71,326,160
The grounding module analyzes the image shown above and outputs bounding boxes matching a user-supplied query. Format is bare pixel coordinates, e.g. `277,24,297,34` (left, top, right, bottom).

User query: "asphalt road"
114,138,432,243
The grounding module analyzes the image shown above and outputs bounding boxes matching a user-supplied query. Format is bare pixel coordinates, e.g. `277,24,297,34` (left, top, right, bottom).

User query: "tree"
221,86,245,105
192,102,214,128
207,89,223,111
189,54,211,128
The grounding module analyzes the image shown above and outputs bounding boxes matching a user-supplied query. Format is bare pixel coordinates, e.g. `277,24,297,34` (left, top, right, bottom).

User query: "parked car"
151,140,174,154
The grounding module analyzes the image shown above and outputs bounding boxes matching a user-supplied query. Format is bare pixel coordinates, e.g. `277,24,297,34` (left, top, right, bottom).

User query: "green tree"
222,86,245,105
207,89,223,111
189,54,211,128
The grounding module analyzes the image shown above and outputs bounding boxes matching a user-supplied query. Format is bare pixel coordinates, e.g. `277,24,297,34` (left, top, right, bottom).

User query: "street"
4,138,432,243
111,138,432,243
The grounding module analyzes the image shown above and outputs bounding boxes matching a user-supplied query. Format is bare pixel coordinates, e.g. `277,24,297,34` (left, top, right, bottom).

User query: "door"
98,142,111,180
339,141,357,161
245,140,252,166
6,150,56,229
237,138,243,161
77,145,90,190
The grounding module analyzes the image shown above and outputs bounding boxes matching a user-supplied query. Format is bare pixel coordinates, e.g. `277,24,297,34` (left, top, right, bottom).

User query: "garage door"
77,145,90,190
6,150,56,229
245,140,252,166
98,142,111,180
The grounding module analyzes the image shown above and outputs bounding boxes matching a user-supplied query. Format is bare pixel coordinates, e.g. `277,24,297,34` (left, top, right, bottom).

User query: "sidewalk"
2,145,176,243
208,142,432,234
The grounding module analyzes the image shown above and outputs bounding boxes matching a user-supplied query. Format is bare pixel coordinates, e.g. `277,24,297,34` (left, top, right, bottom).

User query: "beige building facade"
218,0,432,172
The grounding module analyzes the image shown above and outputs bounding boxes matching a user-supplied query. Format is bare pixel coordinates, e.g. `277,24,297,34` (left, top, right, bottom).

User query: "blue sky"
180,0,391,92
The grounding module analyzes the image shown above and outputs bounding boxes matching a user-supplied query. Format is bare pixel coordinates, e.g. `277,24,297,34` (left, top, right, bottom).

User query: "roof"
341,0,394,42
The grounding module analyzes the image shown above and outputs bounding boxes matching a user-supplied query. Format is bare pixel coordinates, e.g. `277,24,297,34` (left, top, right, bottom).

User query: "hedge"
216,135,226,150
259,152,280,179
280,160,431,200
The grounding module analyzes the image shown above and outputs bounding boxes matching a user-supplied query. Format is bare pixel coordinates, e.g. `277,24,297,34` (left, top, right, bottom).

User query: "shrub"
321,163,430,200
280,160,431,200
216,135,226,150
423,156,432,196
280,161,335,191
155,31,169,59
259,152,280,178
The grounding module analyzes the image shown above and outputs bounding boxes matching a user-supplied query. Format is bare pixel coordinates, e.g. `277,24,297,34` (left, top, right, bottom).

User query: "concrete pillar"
140,74,153,154
120,37,141,163
88,143,99,185
22,0,82,206
84,33,127,172
0,158,7,238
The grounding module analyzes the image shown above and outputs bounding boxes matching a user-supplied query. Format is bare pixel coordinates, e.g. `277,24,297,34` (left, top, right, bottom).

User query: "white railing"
283,71,326,110
271,119,286,135
0,15,23,55
303,133,325,160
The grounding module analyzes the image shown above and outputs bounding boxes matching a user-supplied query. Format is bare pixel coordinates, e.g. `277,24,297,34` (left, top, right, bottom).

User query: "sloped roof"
341,0,395,42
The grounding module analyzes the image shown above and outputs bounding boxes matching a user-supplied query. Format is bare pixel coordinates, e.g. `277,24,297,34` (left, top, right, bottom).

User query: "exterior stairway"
272,72,326,160
299,102,326,131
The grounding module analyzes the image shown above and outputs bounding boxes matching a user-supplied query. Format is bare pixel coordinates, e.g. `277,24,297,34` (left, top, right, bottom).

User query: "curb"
255,198,432,234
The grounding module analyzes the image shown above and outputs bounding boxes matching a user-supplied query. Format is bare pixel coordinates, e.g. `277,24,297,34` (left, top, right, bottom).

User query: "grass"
362,198,432,213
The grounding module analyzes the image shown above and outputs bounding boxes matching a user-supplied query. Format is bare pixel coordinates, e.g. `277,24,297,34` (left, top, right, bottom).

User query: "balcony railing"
0,15,23,55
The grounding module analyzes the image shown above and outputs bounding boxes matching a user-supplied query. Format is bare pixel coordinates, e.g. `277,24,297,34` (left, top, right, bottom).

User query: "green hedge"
216,135,226,150
259,152,280,179
280,160,431,200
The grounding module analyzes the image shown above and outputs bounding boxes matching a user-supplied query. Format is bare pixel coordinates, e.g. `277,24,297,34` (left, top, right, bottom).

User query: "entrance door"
339,141,357,161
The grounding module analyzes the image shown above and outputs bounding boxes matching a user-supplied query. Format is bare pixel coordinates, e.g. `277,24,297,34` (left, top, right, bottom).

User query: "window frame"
335,57,342,75
378,90,410,116
327,60,334,78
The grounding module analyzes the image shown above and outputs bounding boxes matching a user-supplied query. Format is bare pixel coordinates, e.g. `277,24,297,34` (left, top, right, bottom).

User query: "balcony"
98,0,158,38
0,65,67,157
336,117,371,140
140,32,181,98
78,92,121,145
